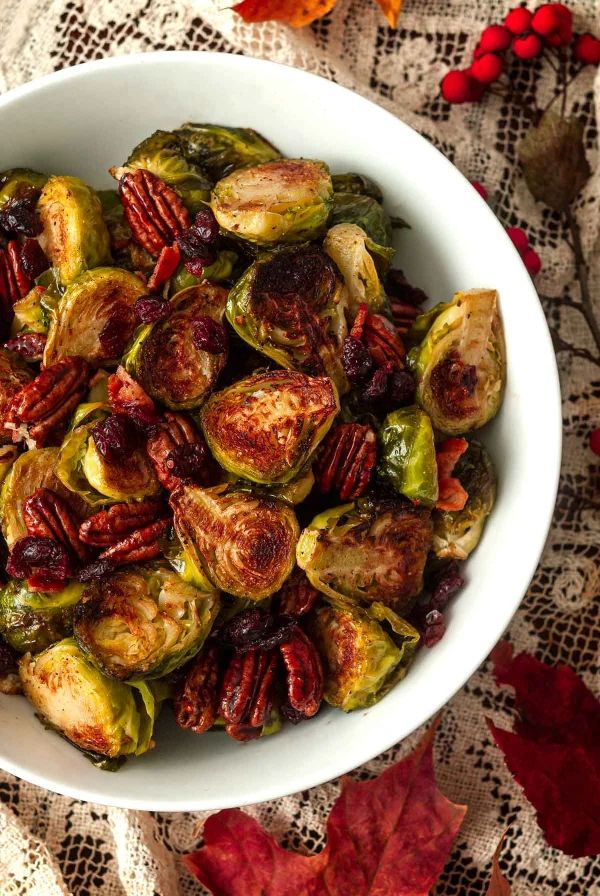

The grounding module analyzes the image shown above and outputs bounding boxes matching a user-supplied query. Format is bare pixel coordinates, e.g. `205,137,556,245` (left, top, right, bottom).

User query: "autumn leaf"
184,716,466,895
486,830,512,896
231,0,403,29
518,111,591,212
488,643,600,858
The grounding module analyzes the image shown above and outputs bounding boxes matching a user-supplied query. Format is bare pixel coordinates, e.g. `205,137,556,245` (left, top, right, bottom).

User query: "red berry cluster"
441,4,599,105
469,182,542,277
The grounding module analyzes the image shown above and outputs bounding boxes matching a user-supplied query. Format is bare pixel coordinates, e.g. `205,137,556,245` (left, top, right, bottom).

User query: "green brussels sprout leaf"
377,406,438,506
174,123,281,183
323,223,392,317
330,192,393,249
0,580,83,654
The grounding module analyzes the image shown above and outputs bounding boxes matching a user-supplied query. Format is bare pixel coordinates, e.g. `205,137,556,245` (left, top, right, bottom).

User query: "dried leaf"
374,0,403,28
231,0,340,28
488,644,600,857
184,716,466,895
518,112,591,212
486,829,512,896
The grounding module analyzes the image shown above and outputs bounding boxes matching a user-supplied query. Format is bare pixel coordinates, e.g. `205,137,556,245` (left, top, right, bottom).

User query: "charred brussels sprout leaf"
308,601,419,711
211,159,333,245
331,172,383,201
330,193,393,249
74,565,219,681
124,282,229,410
407,289,506,435
1,447,89,548
57,406,160,506
377,406,438,506
19,638,159,763
43,268,147,368
111,130,212,215
0,168,48,210
0,580,83,653
201,369,339,484
226,245,349,395
323,223,392,316
297,494,433,614
0,348,33,442
37,176,111,285
170,484,299,600
433,440,497,560
175,123,281,183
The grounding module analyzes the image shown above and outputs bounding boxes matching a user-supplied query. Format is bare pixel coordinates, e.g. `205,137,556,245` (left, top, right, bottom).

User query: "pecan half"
389,298,420,336
364,313,406,370
147,411,205,490
118,170,191,258
23,488,90,565
98,518,170,567
7,356,90,448
279,628,324,718
79,498,168,547
0,240,48,307
314,422,376,500
174,647,220,734
276,567,320,618
219,648,279,739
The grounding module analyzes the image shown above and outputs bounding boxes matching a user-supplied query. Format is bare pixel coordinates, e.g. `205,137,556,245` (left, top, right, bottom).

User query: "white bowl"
0,52,561,811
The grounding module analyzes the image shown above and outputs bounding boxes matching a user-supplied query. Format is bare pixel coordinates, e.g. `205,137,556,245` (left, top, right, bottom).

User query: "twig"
550,327,600,368
565,209,600,357
540,293,585,315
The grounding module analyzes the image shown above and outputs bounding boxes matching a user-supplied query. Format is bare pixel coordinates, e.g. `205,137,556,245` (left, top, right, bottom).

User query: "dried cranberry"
0,191,41,237
428,559,465,610
92,414,139,463
215,608,297,652
423,609,446,648
192,316,229,354
193,210,219,245
19,238,49,280
384,269,428,307
389,369,416,406
360,363,392,402
166,442,210,486
280,701,309,725
342,335,373,382
0,640,19,674
7,536,70,588
98,314,133,359
182,244,217,268
134,296,171,324
183,258,205,278
75,557,117,583
3,332,46,361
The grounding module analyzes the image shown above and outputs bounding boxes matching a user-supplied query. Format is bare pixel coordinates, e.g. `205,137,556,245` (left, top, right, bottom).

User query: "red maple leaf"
487,643,600,857
184,717,466,895
231,0,403,29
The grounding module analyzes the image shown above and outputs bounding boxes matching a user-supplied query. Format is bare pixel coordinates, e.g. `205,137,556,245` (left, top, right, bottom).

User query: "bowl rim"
0,50,562,811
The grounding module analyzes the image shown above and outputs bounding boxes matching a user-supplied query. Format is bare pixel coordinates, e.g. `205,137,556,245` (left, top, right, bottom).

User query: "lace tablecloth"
0,2,599,894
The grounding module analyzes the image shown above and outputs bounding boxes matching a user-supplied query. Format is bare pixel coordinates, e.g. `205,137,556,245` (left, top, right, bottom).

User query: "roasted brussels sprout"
37,176,111,285
175,123,281,182
433,440,497,559
0,580,82,653
0,348,33,442
224,464,315,506
0,445,18,485
57,407,160,506
201,370,339,484
226,245,349,395
323,223,392,316
124,282,229,410
11,286,52,335
330,193,393,249
297,494,433,613
331,172,383,201
168,250,238,295
0,168,47,210
73,565,219,681
43,268,147,368
170,484,299,600
19,638,159,765
377,406,438,506
308,601,419,711
407,289,506,435
111,130,212,215
1,447,89,548
211,159,333,245
159,526,220,594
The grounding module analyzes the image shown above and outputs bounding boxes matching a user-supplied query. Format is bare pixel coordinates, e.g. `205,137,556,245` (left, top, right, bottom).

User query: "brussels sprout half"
407,289,506,435
124,282,229,410
175,123,281,182
377,406,438,506
211,159,333,245
1,447,90,548
57,406,160,506
11,286,51,335
331,172,383,201
308,601,419,711
433,440,497,560
0,168,48,209
43,268,147,368
0,580,83,654
297,494,433,614
0,348,33,443
73,565,220,681
111,130,212,215
37,176,111,285
19,638,160,765
323,223,393,317
170,484,299,600
226,245,349,396
201,369,339,484
0,445,18,486
330,193,393,249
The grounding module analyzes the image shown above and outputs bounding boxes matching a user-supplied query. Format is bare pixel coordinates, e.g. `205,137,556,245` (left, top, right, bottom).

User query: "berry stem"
549,327,600,368
565,208,600,358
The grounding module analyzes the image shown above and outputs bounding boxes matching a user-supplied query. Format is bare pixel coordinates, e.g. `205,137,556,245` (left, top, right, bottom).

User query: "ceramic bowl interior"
0,52,561,810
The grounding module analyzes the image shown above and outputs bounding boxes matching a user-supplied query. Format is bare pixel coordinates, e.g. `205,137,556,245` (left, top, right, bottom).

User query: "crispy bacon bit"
147,243,181,293
436,437,469,512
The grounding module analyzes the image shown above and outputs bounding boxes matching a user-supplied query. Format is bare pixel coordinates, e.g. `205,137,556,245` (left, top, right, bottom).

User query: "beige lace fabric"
0,1,599,894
